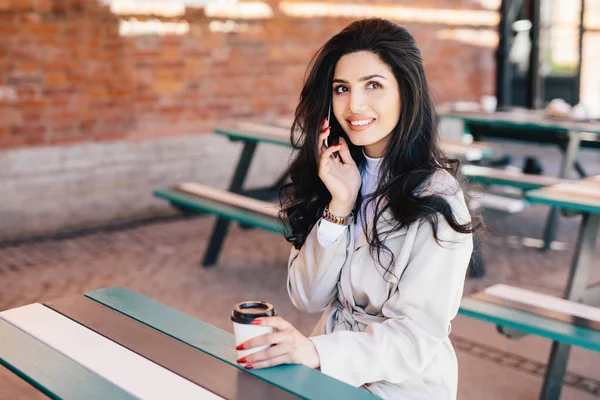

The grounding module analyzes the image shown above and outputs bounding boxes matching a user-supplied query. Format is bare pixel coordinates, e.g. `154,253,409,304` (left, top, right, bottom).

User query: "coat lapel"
353,208,408,251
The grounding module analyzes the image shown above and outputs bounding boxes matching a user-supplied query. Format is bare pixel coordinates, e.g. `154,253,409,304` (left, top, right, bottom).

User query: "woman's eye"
334,85,348,94
367,82,382,89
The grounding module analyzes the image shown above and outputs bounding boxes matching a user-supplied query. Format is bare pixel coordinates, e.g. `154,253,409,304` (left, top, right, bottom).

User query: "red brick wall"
0,0,497,149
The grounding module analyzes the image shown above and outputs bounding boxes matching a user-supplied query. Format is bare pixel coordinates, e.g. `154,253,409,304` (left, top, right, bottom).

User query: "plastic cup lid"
231,301,276,324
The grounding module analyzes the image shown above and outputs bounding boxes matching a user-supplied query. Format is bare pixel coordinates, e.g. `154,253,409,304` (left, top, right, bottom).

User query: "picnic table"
202,121,494,267
457,175,600,400
0,287,376,400
525,175,600,400
439,107,600,250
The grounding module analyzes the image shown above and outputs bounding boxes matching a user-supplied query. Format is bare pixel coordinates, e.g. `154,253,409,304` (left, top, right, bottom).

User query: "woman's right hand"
317,119,361,217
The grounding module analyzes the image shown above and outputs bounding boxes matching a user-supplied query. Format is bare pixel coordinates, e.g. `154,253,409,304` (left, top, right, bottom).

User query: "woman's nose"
349,91,367,114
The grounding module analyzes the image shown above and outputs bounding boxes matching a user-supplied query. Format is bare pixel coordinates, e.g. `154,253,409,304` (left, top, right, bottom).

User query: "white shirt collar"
363,149,383,176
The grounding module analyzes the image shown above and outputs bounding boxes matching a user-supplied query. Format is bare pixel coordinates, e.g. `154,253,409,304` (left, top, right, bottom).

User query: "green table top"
0,319,135,400
86,287,378,400
439,109,600,135
215,122,494,159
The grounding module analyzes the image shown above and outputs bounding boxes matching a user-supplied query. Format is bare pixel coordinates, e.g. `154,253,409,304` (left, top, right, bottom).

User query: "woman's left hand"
236,316,320,370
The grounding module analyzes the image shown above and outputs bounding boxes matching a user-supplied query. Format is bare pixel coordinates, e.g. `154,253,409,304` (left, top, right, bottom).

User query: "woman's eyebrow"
332,74,387,84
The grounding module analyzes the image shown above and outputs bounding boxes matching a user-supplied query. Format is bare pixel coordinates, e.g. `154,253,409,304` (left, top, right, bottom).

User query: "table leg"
202,142,258,267
542,132,581,251
202,218,232,267
563,214,598,301
539,213,599,400
228,142,258,194
539,342,571,400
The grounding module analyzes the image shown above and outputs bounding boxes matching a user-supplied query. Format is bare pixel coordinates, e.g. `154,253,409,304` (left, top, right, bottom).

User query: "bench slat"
461,165,566,190
154,189,285,235
468,191,527,213
484,284,600,324
175,183,280,219
459,297,600,352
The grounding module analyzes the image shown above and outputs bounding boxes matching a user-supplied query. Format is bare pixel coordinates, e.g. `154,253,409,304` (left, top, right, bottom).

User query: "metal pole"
542,131,582,250
574,0,585,104
527,0,542,109
496,0,512,107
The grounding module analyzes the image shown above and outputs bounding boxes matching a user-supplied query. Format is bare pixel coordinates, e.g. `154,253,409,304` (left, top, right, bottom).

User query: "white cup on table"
231,301,276,359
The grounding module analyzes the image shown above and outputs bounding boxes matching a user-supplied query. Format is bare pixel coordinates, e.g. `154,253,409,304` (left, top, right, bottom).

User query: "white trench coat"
287,171,473,399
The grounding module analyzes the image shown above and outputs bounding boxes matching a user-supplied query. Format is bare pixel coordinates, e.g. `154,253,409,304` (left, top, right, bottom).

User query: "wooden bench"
154,183,285,262
459,166,570,278
460,165,576,219
460,284,600,399
460,284,600,351
460,165,588,225
156,182,487,281
460,164,567,191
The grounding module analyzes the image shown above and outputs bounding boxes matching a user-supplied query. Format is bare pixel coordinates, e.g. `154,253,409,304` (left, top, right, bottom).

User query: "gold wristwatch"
322,205,352,226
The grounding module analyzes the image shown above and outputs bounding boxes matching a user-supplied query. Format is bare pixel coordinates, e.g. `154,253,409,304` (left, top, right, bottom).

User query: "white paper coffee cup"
231,301,276,359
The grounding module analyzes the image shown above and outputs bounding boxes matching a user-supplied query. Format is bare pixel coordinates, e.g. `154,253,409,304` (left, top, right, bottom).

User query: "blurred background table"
440,107,600,251
525,175,600,400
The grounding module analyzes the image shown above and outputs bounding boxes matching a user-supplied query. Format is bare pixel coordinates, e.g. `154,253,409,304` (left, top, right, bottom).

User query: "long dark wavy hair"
279,18,477,279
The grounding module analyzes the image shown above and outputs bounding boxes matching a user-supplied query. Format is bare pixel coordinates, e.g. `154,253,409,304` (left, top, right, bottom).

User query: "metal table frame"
202,135,289,266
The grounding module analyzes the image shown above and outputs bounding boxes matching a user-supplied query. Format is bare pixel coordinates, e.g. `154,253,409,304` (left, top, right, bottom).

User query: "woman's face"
331,51,401,158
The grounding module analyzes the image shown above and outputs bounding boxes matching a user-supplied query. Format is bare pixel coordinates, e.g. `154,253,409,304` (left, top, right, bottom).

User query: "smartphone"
324,98,337,148
323,98,341,159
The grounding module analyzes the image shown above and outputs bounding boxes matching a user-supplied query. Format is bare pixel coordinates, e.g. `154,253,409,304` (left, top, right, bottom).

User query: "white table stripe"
0,304,225,400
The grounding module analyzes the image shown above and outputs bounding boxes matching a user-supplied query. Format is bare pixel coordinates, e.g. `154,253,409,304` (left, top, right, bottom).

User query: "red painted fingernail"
251,319,262,325
321,126,330,133
237,357,247,364
236,344,244,350
244,364,254,370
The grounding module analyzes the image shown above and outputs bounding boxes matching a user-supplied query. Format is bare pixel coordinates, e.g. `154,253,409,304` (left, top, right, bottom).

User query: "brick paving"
1,142,599,399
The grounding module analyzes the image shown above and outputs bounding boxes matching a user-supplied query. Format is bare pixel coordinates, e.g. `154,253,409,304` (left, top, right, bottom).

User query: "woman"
235,18,476,399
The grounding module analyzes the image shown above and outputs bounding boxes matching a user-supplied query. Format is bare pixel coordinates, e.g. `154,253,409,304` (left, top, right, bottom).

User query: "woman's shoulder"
419,168,462,198
419,169,471,222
